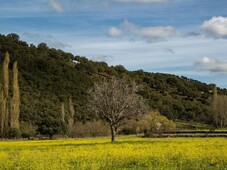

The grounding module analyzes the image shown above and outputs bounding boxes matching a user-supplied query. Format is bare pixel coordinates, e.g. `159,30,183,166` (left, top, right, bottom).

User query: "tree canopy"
87,78,149,142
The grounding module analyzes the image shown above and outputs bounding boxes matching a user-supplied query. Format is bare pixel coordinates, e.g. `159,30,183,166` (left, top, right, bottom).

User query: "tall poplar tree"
61,102,65,123
0,87,5,137
10,61,20,129
212,85,227,127
212,85,218,126
2,52,10,135
68,98,75,128
3,52,9,98
0,52,20,138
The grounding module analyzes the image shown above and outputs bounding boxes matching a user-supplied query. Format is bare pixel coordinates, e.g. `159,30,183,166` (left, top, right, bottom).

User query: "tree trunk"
110,125,117,142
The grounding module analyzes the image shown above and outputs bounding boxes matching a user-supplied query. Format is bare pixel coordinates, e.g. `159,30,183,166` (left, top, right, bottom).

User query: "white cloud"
202,16,227,38
47,41,71,49
196,57,227,73
23,32,53,39
114,0,168,3
122,20,180,41
109,20,179,43
107,27,123,37
137,26,177,38
91,55,113,62
49,0,64,12
22,32,70,49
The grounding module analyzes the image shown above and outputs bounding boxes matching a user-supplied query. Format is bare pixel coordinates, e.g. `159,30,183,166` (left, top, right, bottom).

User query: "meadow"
0,136,227,170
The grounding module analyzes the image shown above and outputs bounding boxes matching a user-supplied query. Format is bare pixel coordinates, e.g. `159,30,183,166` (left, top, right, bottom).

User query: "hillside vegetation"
0,33,226,137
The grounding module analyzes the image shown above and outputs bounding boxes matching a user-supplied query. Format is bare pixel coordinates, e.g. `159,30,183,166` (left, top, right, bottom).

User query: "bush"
7,128,21,139
120,112,176,136
68,120,109,138
142,111,176,135
20,121,37,138
120,119,143,135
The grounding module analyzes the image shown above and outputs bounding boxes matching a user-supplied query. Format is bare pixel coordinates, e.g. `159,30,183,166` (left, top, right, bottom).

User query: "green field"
0,136,227,170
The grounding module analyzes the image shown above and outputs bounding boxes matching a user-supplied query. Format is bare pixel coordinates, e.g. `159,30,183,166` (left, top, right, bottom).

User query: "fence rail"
145,130,227,138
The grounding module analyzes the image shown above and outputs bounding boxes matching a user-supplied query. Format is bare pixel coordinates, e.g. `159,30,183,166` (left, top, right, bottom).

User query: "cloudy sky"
1,0,227,88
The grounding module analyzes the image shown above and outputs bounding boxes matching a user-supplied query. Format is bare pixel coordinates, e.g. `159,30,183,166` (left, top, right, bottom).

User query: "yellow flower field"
0,136,227,170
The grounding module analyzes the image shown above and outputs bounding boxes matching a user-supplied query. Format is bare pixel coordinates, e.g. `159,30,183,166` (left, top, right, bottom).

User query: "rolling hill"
0,33,226,136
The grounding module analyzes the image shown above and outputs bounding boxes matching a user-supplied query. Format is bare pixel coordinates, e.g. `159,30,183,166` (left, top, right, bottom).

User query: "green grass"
0,136,227,170
175,120,215,130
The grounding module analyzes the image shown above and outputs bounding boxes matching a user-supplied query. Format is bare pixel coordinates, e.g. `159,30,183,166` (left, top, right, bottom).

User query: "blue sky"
1,0,227,88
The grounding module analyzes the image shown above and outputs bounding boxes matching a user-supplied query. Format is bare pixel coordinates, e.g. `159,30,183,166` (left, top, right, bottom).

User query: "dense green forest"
0,33,226,137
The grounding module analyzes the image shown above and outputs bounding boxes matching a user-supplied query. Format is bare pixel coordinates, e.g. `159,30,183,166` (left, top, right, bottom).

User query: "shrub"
68,120,109,138
7,128,21,139
20,121,37,138
142,111,176,135
120,111,176,136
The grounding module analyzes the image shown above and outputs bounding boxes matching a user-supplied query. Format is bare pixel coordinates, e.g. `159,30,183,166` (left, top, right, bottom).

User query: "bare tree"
212,86,227,128
213,95,227,128
87,78,149,142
